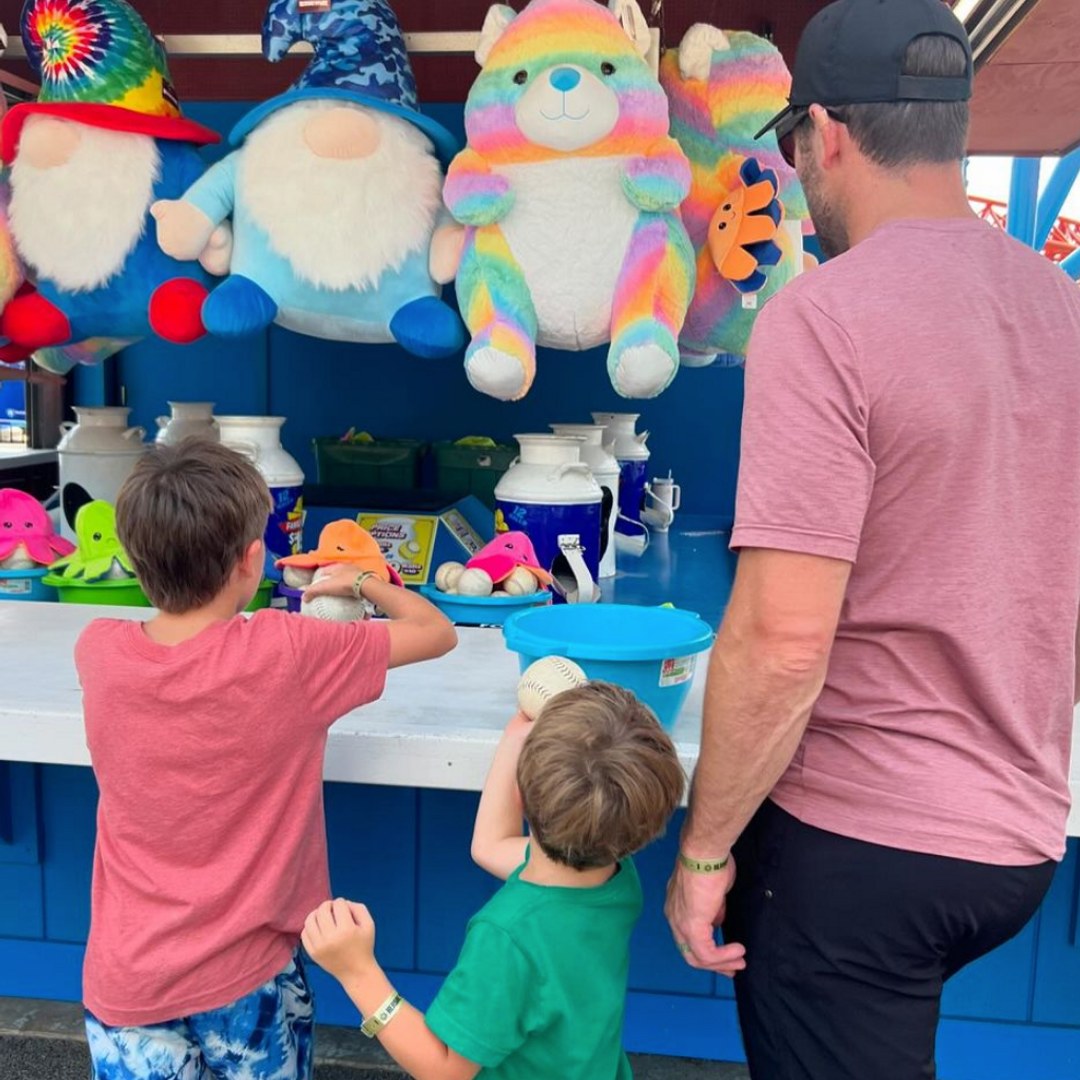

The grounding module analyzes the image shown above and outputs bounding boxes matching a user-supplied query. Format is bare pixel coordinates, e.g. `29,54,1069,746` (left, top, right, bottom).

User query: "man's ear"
810,105,846,170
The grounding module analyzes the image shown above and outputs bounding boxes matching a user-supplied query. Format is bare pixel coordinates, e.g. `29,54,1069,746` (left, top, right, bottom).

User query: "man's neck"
519,843,618,889
845,162,977,249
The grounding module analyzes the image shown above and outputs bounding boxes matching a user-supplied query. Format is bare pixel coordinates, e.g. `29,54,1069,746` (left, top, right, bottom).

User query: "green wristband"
678,851,730,874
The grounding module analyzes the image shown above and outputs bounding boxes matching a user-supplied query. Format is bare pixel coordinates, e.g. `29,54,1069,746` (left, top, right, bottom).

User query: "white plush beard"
239,102,442,292
9,119,160,293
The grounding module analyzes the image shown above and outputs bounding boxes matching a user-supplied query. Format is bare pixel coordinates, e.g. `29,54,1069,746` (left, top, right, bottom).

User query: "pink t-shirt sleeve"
731,290,875,563
281,615,392,728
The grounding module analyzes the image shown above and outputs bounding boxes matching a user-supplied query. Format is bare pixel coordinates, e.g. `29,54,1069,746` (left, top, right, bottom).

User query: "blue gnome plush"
153,0,467,359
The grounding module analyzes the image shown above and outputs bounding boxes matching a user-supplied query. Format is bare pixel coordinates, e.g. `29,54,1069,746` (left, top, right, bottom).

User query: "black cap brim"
755,104,800,142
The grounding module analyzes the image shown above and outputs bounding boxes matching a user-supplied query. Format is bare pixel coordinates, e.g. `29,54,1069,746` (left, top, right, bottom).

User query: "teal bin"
0,567,57,602
420,584,550,627
503,604,714,729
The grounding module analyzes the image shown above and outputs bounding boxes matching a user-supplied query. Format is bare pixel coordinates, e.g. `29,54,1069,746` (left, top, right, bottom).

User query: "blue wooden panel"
938,1017,1080,1080
324,783,417,972
307,967,444,1030
941,910,1039,1022
1033,839,1080,1026
416,789,499,974
629,810,716,998
0,762,41,864
40,765,98,944
0,863,44,939
0,938,84,1001
624,990,744,1061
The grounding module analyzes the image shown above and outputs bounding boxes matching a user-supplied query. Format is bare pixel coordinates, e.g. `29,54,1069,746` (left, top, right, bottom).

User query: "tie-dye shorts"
85,952,314,1079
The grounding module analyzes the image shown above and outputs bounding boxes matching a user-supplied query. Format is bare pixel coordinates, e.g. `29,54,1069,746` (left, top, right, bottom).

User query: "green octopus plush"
49,501,137,581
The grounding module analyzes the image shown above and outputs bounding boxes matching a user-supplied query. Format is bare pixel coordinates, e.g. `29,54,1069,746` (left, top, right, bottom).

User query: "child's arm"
303,900,479,1080
304,568,457,668
470,711,532,880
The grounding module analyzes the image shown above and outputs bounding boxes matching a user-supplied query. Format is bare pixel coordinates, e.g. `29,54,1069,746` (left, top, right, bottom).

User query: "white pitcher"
155,402,219,446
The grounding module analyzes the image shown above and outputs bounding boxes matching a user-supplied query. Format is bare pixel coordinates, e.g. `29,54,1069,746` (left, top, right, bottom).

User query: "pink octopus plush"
0,488,75,569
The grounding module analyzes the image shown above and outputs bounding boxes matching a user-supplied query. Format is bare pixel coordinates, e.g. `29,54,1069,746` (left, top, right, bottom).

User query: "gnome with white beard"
153,0,466,359
0,0,224,356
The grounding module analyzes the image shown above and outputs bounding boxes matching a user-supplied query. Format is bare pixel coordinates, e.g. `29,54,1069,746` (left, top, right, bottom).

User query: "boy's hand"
301,564,366,601
302,898,377,984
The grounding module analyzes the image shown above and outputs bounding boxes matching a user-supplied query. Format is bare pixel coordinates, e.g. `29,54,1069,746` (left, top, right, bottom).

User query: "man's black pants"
724,800,1056,1080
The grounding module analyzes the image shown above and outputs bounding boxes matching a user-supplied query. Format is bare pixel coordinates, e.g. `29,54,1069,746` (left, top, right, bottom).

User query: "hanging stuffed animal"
0,0,225,355
660,25,811,367
445,0,695,402
153,0,466,360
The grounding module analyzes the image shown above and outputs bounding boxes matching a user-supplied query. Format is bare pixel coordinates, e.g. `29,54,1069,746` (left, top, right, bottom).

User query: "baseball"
301,566,370,622
456,567,494,597
435,561,465,593
283,565,315,588
502,566,539,596
517,656,588,720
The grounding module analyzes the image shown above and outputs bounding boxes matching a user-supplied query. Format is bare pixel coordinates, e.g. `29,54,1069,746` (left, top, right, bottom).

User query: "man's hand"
302,898,377,985
665,857,747,975
151,199,217,262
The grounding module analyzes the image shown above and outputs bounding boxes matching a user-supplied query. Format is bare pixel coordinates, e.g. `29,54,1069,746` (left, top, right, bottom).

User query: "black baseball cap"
756,0,973,141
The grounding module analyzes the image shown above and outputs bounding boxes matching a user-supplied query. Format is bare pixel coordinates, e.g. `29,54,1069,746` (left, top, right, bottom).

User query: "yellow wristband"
352,571,378,601
360,990,403,1038
678,851,730,874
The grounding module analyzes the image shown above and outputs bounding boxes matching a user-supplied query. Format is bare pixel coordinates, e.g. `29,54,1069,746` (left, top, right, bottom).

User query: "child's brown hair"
116,439,269,614
516,681,685,870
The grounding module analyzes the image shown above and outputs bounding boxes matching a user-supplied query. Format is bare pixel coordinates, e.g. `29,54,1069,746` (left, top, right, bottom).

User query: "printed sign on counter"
359,514,439,585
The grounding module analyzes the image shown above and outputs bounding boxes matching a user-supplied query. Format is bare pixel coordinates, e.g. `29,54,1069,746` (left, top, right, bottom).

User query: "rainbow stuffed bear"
445,0,695,402
661,25,811,368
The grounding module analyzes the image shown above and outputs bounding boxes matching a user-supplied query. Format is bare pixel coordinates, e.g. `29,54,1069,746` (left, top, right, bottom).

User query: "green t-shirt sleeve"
426,919,536,1068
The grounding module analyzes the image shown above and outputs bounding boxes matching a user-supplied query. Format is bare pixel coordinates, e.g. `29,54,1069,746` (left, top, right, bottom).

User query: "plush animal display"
434,531,552,596
660,25,811,367
0,488,75,568
278,519,403,586
444,0,695,402
49,500,135,581
0,0,224,357
153,0,466,359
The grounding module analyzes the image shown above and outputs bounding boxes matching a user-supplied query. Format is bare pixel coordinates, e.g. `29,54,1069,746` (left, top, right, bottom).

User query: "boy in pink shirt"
76,439,456,1080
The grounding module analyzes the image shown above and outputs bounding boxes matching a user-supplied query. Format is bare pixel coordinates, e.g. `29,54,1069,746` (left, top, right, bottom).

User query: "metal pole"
1060,247,1080,281
1034,147,1080,253
1006,157,1040,248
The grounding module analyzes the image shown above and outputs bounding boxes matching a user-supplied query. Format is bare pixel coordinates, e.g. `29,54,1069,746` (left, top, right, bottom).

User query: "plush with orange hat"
0,0,225,364
277,520,403,589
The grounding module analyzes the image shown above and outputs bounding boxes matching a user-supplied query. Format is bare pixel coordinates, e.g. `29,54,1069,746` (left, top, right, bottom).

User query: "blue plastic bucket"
503,604,714,729
421,584,551,627
0,567,57,602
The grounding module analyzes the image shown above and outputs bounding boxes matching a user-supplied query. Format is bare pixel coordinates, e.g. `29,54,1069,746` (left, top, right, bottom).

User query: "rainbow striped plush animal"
444,0,695,402
661,25,811,367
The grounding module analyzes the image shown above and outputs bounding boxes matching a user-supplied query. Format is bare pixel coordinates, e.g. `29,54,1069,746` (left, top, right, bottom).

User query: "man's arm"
665,546,850,972
1074,605,1079,705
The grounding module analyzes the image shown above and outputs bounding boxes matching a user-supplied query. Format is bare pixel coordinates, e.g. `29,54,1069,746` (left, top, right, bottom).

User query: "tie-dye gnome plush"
153,0,466,359
661,25,811,368
0,0,223,356
445,0,696,401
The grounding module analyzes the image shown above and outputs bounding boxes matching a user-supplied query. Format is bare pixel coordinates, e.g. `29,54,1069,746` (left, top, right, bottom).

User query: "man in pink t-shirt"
665,1,1080,1078
77,440,456,1080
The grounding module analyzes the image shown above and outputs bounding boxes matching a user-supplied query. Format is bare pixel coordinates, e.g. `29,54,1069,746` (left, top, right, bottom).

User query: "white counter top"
0,446,58,468
1,601,1078,836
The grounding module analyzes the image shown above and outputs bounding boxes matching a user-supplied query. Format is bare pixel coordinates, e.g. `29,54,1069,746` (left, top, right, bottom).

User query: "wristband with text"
678,851,730,874
352,570,378,601
360,990,403,1038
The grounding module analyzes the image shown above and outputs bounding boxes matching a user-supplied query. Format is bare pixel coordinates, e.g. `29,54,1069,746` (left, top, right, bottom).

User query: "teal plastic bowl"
421,584,551,627
503,604,714,729
0,567,58,602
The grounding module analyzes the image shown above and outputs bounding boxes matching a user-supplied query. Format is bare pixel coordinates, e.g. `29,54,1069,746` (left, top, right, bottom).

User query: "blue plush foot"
202,275,278,338
390,297,466,360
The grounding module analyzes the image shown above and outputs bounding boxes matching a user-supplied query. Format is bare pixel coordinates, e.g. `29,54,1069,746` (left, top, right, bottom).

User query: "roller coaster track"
969,196,1080,263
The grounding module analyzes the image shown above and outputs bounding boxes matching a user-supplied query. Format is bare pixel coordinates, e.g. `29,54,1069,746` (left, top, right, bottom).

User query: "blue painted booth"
3,105,1080,1078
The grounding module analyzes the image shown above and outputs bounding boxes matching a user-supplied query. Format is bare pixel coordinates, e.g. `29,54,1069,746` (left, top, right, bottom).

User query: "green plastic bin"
313,437,426,490
432,441,517,509
43,575,151,607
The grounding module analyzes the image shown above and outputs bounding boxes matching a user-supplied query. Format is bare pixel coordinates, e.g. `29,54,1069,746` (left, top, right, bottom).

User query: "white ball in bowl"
455,568,494,597
435,561,466,593
502,566,539,596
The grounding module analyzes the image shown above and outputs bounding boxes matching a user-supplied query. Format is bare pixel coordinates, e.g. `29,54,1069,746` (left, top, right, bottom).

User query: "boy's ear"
241,537,264,577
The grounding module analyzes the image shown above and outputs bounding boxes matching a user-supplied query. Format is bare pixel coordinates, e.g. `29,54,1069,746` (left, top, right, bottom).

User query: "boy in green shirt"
303,682,685,1079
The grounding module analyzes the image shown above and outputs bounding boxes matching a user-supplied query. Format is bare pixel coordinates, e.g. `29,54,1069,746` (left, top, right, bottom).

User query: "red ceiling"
0,0,1076,154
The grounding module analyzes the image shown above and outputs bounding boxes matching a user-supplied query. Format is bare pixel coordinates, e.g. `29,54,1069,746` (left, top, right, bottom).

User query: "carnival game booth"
0,1,1079,1076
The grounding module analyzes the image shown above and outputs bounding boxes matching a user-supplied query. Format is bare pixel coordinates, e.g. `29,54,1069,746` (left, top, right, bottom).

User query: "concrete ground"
0,997,750,1079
